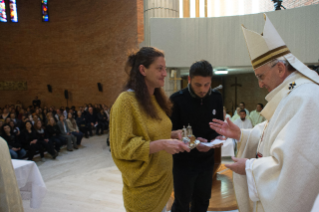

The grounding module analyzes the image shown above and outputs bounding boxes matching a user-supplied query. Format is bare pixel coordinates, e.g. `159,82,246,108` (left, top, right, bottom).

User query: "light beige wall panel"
150,4,319,68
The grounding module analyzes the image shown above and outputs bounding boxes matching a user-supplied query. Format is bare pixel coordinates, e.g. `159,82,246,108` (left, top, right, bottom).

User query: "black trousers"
87,123,103,136
79,125,89,137
171,167,214,212
26,139,56,160
50,135,66,152
37,139,56,158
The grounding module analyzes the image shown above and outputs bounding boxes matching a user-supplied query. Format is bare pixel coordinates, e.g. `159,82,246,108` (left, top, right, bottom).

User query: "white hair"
267,56,295,72
268,56,288,68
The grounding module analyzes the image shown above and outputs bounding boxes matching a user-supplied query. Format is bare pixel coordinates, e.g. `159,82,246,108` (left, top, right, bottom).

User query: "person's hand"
44,139,49,142
196,137,212,152
196,143,212,152
17,131,20,136
225,156,247,175
12,147,19,151
162,139,190,154
171,130,182,140
30,140,37,144
209,118,241,140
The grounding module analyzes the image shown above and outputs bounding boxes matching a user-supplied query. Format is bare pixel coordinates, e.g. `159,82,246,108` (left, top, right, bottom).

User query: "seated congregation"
0,102,110,161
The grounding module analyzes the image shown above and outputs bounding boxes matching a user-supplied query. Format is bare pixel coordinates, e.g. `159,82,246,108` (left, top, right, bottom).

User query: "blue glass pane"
0,0,7,22
42,0,48,22
9,0,18,22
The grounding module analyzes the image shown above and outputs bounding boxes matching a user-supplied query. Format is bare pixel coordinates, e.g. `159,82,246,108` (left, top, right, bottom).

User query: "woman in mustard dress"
110,47,189,212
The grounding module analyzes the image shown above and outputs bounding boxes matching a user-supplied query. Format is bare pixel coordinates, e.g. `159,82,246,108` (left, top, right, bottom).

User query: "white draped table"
12,159,47,208
221,138,235,157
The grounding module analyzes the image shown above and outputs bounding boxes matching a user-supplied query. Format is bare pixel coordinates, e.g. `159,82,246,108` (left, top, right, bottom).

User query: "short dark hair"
239,109,246,114
257,103,264,109
189,60,213,78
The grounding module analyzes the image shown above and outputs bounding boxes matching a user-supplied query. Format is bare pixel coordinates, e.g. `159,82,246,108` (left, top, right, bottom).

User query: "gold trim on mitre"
241,14,290,70
251,45,290,69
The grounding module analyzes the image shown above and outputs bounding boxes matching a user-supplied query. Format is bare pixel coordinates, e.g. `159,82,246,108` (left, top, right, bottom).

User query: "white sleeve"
245,158,260,202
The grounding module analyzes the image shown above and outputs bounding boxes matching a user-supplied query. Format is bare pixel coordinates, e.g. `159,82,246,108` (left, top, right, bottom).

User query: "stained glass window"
9,0,18,22
0,0,7,22
42,0,48,22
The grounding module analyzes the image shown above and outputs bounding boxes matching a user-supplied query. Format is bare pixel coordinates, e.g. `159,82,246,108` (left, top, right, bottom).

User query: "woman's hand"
162,139,190,154
209,118,241,140
150,139,190,155
171,130,182,140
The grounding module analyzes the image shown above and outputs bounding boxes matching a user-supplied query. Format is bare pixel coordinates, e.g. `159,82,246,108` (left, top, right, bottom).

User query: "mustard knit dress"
110,91,173,212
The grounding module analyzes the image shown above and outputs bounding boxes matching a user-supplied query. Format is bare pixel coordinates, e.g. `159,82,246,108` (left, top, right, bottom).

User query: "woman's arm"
149,139,189,155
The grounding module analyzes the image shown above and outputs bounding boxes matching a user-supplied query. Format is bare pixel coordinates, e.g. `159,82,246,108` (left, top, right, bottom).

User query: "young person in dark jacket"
170,60,224,212
1,124,26,159
97,109,108,132
46,117,66,153
20,121,39,160
34,120,58,159
76,111,89,138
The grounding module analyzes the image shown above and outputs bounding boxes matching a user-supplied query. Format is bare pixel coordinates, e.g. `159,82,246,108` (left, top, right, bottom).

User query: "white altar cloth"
12,159,47,208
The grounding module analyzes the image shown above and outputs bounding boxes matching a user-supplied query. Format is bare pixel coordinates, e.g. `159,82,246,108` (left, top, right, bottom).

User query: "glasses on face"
255,62,278,81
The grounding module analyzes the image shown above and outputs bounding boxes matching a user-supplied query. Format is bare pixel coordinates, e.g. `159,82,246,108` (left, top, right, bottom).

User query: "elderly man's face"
255,62,283,92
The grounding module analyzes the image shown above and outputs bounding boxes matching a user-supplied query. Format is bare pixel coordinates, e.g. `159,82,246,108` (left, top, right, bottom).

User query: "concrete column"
141,0,179,47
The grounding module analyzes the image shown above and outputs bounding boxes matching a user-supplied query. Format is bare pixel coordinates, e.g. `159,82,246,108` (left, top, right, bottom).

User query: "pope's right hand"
209,118,241,140
163,139,190,154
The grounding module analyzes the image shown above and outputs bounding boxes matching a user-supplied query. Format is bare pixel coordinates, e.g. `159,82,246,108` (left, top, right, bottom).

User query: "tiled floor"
23,134,237,212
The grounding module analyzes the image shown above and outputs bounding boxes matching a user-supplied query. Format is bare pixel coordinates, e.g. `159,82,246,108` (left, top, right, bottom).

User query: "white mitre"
242,13,319,84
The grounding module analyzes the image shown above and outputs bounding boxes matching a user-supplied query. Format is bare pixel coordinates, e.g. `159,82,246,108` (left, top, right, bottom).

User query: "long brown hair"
125,47,171,120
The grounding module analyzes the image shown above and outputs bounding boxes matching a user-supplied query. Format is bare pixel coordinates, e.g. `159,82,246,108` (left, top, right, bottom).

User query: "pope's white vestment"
0,137,24,212
233,72,319,212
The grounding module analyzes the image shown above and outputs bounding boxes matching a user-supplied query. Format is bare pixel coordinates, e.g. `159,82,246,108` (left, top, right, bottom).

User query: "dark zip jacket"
170,85,223,169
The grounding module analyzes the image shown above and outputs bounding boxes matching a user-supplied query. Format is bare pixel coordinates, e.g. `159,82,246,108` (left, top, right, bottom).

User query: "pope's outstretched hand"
209,118,241,140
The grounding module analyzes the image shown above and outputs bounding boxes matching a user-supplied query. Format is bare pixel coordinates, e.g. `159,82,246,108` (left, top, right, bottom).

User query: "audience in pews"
0,103,110,162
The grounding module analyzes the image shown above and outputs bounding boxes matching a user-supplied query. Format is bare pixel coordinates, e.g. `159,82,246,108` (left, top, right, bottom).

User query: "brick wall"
137,0,144,44
0,0,139,108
